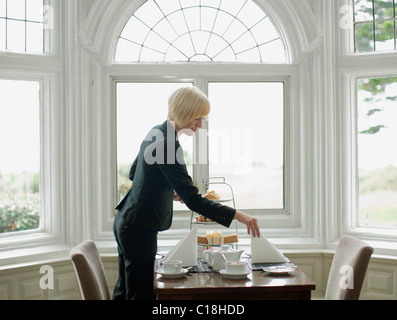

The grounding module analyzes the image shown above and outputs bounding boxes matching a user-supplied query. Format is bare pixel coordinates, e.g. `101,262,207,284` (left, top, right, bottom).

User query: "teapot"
203,245,244,271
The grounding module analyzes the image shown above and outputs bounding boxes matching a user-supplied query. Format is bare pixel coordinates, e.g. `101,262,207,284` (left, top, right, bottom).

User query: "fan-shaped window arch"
115,0,287,63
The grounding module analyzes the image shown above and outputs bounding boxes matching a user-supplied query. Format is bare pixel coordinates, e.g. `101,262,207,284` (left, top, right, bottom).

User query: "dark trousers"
112,213,158,300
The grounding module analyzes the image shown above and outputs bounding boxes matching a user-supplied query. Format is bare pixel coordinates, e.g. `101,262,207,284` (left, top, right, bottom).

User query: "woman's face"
180,117,204,136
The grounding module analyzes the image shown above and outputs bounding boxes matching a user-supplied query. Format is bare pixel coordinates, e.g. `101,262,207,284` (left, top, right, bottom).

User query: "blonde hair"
168,87,210,129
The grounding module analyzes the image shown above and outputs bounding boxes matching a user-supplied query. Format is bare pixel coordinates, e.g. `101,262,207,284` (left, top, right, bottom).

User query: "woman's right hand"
234,210,260,238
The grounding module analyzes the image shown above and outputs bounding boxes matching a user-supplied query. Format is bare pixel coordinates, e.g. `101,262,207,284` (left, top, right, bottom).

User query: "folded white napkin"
251,234,289,264
163,227,197,267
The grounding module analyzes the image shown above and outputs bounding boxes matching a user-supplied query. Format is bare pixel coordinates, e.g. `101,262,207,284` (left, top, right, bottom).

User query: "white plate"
262,266,297,275
219,269,250,279
158,269,188,279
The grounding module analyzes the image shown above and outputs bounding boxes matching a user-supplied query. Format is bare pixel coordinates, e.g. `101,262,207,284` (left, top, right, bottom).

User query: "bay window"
0,79,41,234
0,0,60,252
356,76,397,229
338,0,397,245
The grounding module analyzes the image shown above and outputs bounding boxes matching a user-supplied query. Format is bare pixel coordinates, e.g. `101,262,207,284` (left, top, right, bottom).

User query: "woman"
113,87,260,300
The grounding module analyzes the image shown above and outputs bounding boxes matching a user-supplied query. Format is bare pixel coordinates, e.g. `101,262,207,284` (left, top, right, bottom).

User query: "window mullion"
192,79,209,186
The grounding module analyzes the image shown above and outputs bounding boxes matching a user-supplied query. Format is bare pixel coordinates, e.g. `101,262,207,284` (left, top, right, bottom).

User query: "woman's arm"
234,210,260,237
173,192,260,237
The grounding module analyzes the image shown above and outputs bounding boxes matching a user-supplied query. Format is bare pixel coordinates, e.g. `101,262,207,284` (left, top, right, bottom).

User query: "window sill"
1,231,396,270
0,243,71,270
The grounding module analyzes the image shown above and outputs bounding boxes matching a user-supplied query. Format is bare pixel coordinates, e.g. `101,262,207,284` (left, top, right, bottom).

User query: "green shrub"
0,192,40,233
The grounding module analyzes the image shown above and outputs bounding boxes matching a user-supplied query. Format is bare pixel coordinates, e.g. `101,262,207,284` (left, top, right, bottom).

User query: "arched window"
112,1,290,215
115,0,287,63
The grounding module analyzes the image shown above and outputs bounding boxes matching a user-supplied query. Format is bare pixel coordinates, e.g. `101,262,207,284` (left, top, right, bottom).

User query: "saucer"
262,266,297,275
219,269,250,279
158,268,187,279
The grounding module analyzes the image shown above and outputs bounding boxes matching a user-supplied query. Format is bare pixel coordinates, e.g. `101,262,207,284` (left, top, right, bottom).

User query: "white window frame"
85,0,322,248
0,0,55,56
337,0,397,249
106,62,310,241
0,0,63,253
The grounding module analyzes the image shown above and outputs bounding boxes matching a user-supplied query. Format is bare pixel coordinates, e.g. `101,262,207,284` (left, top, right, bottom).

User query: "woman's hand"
173,193,184,204
234,210,260,238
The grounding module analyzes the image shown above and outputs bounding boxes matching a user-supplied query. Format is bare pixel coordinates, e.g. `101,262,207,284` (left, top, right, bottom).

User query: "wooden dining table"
154,268,316,300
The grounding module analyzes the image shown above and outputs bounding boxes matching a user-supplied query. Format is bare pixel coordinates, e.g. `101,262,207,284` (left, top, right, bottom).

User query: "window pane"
171,33,195,58
115,0,287,63
190,31,211,55
219,0,246,17
259,39,287,63
237,0,266,29
0,80,41,233
183,7,200,31
205,33,230,59
120,17,151,44
231,31,257,54
26,21,43,53
7,19,25,52
115,38,141,62
144,31,169,53
164,45,189,61
251,17,280,45
223,19,248,43
7,0,25,20
208,82,284,210
375,20,395,51
152,18,179,43
26,0,43,22
373,0,394,19
155,0,181,16
0,18,5,50
236,46,261,62
133,0,164,29
200,7,217,32
140,46,165,62
1,0,45,53
354,0,397,53
116,83,193,212
354,0,374,22
167,10,189,35
0,0,5,18
355,22,375,52
212,10,234,36
357,77,397,228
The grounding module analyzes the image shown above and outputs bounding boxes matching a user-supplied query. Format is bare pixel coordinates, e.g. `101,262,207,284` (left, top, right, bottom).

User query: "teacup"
225,261,247,274
163,260,183,274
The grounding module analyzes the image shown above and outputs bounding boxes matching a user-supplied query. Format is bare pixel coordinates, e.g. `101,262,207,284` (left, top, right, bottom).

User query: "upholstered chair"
70,240,111,300
325,235,373,300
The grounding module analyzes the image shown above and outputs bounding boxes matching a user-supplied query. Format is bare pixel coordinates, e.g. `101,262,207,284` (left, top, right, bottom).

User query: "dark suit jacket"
116,121,236,232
